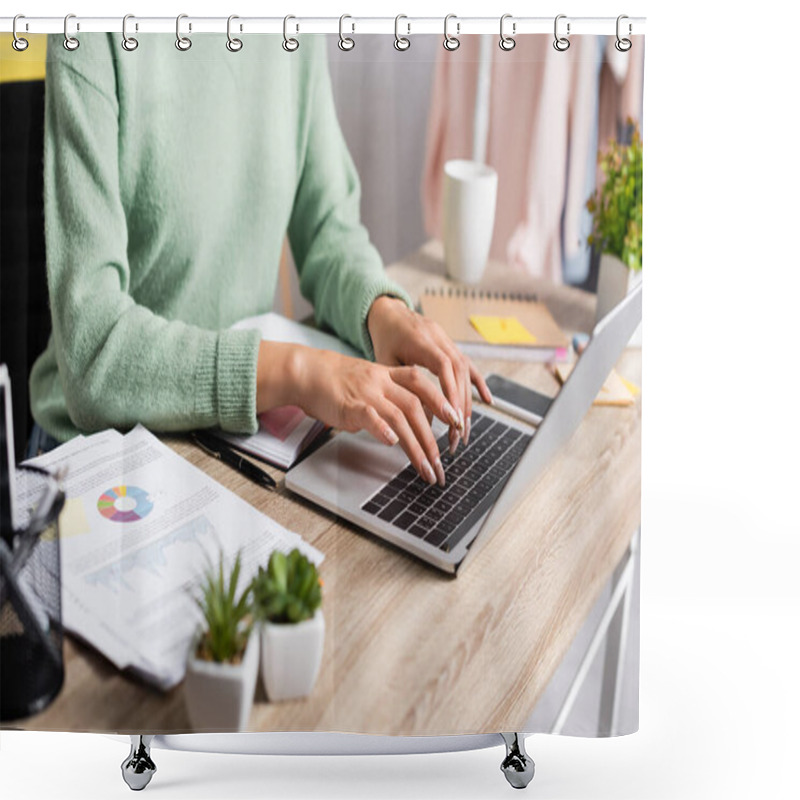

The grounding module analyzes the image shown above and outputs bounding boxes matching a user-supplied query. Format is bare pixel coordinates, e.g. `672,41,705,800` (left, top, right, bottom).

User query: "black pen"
191,431,277,490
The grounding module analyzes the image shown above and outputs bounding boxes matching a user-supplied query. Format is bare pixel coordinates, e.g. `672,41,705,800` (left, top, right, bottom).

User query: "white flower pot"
183,629,259,731
260,610,325,702
596,253,642,346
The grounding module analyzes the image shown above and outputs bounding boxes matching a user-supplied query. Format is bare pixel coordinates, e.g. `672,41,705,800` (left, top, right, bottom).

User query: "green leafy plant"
250,548,322,625
194,550,253,663
586,120,643,272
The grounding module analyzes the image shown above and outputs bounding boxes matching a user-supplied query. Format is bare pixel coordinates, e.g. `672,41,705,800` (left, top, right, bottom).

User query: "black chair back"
0,77,50,462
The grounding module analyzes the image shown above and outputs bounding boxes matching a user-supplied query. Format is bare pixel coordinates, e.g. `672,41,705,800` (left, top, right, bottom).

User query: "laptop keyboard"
360,411,532,553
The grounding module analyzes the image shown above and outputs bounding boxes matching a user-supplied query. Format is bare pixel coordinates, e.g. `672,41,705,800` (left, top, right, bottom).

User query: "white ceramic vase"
596,253,642,346
259,610,325,702
183,629,259,731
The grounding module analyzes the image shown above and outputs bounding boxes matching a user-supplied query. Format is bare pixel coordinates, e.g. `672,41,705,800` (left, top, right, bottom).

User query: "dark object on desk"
0,464,65,722
484,373,553,426
191,431,276,489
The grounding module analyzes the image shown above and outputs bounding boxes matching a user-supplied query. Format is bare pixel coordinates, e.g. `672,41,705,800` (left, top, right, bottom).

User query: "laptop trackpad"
286,429,416,510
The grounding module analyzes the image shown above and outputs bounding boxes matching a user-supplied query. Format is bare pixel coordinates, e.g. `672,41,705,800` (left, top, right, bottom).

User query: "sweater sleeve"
287,39,414,361
43,36,261,436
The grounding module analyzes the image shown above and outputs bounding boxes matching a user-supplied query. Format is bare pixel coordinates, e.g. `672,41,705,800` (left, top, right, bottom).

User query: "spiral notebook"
419,287,569,362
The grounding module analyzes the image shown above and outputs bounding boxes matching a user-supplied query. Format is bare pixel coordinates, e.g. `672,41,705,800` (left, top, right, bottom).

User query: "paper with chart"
22,425,323,690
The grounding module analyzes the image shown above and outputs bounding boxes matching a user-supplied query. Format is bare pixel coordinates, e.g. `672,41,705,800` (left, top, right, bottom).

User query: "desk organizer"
0,15,644,793
0,466,65,721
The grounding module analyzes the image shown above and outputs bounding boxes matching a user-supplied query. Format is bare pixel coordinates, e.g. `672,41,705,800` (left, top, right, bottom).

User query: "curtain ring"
443,14,460,51
338,14,355,51
226,15,243,52
553,14,570,51
122,14,139,51
615,15,632,52
394,14,410,51
499,13,516,51
283,15,299,52
12,15,29,52
63,13,80,51
175,13,192,51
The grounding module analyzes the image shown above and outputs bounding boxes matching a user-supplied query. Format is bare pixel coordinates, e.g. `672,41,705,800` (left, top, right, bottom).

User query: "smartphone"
481,373,553,426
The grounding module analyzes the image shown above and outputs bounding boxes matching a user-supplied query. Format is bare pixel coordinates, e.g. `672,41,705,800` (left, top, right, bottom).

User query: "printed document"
22,425,323,690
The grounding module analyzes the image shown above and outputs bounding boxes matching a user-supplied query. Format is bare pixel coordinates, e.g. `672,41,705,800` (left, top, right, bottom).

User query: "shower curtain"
0,20,643,742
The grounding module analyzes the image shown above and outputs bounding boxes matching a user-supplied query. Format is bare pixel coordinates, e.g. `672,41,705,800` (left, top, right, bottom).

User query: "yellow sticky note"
619,376,641,396
469,315,537,345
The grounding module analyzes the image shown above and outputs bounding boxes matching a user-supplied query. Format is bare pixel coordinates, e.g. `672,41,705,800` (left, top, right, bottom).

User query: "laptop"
286,284,642,575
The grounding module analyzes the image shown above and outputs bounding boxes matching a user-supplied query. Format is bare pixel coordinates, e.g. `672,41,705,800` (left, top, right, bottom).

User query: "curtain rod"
1,16,646,37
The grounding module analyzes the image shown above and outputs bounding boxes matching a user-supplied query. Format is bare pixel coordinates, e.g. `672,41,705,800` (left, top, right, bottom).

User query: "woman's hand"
256,342,460,486
367,295,493,452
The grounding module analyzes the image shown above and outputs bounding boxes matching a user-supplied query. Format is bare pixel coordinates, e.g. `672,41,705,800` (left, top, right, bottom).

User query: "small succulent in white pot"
250,548,324,702
183,550,258,731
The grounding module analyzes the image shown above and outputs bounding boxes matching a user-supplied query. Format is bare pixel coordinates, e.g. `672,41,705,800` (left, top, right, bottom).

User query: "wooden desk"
11,242,641,736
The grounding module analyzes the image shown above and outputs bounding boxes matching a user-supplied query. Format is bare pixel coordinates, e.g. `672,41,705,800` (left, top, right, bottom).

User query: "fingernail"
449,428,458,456
443,400,460,428
464,416,471,446
421,459,437,485
458,408,465,433
384,427,399,445
434,457,446,487
486,386,494,404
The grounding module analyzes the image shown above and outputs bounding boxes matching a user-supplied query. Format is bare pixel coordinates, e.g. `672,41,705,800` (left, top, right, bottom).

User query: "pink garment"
422,36,644,282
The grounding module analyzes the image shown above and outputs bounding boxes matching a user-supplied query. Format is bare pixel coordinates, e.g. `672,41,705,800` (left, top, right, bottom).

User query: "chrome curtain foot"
121,735,157,791
500,733,535,789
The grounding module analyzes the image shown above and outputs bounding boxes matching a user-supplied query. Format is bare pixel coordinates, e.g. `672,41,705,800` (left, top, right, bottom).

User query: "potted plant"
183,550,258,731
587,121,643,341
250,548,324,702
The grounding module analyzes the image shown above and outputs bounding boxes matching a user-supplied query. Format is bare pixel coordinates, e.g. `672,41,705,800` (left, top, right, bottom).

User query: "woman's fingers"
430,333,472,446
469,361,493,405
391,366,459,429
411,346,464,436
434,336,495,445
360,403,435,484
348,353,493,487
378,398,441,486
387,384,445,486
360,405,400,446
448,426,459,457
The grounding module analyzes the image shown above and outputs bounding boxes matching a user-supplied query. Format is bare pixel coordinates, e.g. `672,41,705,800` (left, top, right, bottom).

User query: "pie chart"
97,485,153,523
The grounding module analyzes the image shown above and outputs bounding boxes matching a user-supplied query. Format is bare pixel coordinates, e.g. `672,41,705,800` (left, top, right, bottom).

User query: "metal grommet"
394,14,410,51
615,14,632,52
12,15,29,52
499,13,516,51
443,14,460,51
122,14,139,51
553,14,570,52
63,13,80,51
226,15,243,52
175,13,192,51
283,15,299,52
338,14,355,51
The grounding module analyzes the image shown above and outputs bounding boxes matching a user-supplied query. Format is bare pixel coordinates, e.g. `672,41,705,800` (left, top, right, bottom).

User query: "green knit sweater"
30,33,412,442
